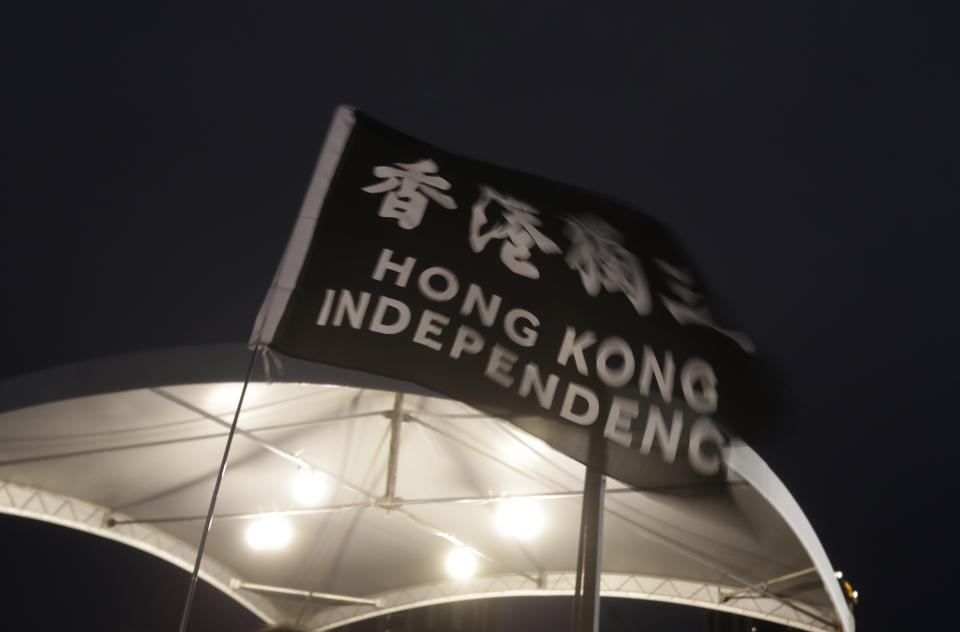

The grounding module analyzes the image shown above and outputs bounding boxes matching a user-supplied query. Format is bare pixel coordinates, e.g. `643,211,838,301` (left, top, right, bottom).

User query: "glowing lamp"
246,514,293,551
495,498,545,540
292,468,327,506
445,548,477,579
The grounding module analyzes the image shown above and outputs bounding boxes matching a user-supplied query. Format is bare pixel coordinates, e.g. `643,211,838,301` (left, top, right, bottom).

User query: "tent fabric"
0,345,852,631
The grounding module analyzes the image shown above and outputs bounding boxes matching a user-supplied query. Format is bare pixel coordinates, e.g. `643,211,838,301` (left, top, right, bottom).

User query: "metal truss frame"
303,571,836,632
1,477,836,632
0,386,852,632
0,479,280,624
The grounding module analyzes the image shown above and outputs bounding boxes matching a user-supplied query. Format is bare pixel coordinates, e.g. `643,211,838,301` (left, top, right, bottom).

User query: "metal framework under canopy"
0,346,854,631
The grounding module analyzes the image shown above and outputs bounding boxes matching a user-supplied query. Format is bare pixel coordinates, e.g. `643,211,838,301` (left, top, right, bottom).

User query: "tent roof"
0,345,853,631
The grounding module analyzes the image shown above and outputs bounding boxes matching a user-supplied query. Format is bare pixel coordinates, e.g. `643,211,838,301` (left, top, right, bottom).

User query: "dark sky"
3,2,958,630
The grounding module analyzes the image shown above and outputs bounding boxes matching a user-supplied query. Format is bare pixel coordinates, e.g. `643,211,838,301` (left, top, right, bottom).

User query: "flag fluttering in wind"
251,106,784,491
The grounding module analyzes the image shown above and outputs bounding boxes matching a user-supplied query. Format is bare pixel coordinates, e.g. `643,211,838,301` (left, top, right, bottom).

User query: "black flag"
252,106,785,491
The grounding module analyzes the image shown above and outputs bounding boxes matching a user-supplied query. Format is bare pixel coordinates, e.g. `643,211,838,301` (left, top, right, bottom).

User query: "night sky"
3,2,958,630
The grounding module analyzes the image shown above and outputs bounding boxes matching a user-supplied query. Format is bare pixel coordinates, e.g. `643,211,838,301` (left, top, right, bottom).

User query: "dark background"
3,2,958,630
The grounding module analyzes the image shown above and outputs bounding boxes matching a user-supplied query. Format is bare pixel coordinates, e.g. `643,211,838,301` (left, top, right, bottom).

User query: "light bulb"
292,468,327,506
246,514,293,551
445,548,477,579
495,498,545,540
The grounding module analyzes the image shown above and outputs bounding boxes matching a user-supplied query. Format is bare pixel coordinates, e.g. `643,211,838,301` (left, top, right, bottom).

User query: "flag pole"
570,434,606,632
177,347,259,632
569,473,589,631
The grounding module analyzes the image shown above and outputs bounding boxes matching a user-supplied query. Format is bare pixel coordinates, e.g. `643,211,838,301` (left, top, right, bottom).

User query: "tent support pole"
571,436,606,632
384,393,404,506
177,348,258,632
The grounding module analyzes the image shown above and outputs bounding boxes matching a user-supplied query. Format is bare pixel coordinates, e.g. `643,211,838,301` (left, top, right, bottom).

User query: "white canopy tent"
0,345,854,631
